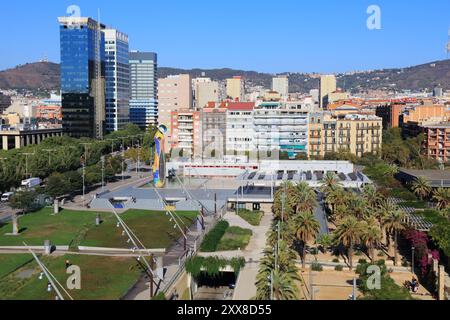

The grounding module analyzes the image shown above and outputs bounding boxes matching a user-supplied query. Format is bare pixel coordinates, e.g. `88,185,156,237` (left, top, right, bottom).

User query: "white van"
1,192,14,202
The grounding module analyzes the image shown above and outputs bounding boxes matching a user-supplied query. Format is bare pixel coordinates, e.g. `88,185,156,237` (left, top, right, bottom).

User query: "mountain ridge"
1,59,449,93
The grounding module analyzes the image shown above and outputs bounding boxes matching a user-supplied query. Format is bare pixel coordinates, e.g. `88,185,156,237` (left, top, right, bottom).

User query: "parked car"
1,192,14,202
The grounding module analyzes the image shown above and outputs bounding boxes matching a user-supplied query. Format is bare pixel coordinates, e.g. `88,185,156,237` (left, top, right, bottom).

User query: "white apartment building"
225,102,256,154
254,102,310,159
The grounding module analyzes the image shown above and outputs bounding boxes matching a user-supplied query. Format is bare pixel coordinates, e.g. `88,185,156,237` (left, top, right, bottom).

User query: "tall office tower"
129,51,158,130
58,17,106,139
272,76,289,97
226,76,244,101
193,78,219,108
158,74,192,150
104,29,130,132
319,75,337,109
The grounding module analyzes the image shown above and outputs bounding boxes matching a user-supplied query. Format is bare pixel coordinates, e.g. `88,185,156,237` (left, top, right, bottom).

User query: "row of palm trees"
411,176,450,210
255,173,410,299
256,182,320,300
322,172,407,268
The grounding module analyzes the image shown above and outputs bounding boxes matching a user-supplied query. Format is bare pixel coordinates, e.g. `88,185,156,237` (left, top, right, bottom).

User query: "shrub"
311,262,323,272
358,259,367,264
200,221,229,252
335,265,344,271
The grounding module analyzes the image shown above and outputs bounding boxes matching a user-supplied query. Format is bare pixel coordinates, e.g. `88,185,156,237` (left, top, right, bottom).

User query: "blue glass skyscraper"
58,17,106,139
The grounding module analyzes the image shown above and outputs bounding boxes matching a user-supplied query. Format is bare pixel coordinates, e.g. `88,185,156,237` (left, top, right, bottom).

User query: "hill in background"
1,59,449,93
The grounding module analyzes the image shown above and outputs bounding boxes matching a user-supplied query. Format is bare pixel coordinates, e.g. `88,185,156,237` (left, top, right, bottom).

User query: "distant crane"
447,26,450,59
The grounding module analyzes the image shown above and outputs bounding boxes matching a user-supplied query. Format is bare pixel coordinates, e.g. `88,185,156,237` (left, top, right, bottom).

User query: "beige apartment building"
309,113,382,158
193,78,219,108
158,74,193,150
319,75,337,109
226,76,244,101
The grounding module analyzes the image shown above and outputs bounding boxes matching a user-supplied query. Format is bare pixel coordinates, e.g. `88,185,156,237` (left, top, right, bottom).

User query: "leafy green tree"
10,190,39,213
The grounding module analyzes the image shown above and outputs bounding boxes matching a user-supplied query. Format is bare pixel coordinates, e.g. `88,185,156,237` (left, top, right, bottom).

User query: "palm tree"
293,182,317,213
383,210,406,266
411,177,432,201
324,186,346,216
292,212,321,269
362,184,381,209
347,195,370,220
433,188,450,210
361,222,382,262
273,182,296,222
377,198,398,244
320,172,341,195
333,216,364,270
256,268,300,300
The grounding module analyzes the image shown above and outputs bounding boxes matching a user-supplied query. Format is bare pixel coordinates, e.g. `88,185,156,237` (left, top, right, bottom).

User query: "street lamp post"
101,156,105,191
20,153,35,179
43,149,56,166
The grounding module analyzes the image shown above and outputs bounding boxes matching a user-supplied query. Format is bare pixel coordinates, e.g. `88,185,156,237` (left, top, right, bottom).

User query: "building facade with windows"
170,109,202,160
129,51,158,130
58,16,106,139
225,102,255,154
253,102,309,159
104,29,130,132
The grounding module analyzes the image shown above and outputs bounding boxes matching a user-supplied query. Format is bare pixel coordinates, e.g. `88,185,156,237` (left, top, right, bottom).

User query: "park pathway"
197,208,273,300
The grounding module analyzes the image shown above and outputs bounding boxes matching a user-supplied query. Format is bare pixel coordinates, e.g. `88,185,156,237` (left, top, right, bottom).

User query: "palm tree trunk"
394,230,399,266
370,245,375,262
349,242,354,271
302,243,307,269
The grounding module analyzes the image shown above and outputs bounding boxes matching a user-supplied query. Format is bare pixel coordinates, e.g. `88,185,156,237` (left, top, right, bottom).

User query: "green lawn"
0,255,34,280
0,254,141,300
81,210,198,249
0,208,112,248
217,226,253,251
237,209,264,226
0,208,199,251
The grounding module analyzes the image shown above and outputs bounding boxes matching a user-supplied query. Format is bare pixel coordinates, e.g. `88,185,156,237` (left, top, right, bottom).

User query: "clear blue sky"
0,0,449,73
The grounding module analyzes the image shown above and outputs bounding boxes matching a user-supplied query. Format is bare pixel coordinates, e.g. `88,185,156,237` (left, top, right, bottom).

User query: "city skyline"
1,0,450,73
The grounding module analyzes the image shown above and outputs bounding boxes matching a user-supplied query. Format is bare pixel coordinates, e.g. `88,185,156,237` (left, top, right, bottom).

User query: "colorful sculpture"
153,125,167,188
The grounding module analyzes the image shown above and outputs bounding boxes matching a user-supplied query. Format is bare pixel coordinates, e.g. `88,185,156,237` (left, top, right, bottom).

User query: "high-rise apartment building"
129,51,158,130
272,76,289,97
58,17,106,139
193,78,219,108
158,74,193,150
226,76,244,101
104,29,130,132
254,102,309,159
320,75,337,109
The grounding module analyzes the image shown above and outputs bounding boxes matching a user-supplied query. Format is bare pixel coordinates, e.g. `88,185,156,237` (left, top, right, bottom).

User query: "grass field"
0,208,111,248
217,226,253,251
0,255,34,280
0,254,142,300
237,209,264,226
81,210,198,249
0,208,199,250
